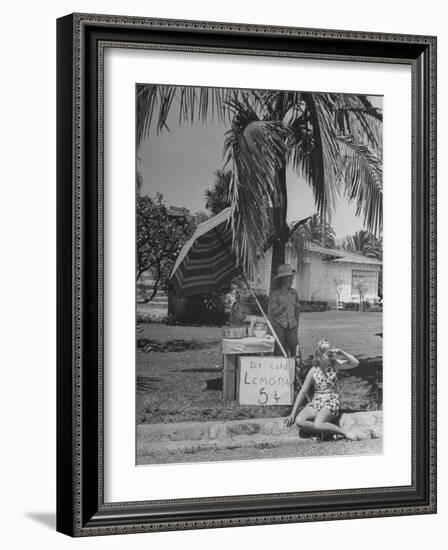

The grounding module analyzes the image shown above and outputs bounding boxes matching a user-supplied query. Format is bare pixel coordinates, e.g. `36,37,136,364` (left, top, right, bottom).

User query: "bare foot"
344,430,360,441
339,415,356,433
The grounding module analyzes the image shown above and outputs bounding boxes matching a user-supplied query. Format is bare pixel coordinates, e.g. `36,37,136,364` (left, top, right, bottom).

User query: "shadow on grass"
338,355,383,411
176,367,222,373
137,338,220,353
298,355,383,412
137,375,162,393
205,377,223,391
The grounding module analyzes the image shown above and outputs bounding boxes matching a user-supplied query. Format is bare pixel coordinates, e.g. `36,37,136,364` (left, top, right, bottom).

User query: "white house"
248,241,382,308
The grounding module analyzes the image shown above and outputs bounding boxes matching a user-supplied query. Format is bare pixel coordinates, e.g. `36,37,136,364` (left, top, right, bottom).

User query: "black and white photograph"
0,0,441,544
135,84,383,465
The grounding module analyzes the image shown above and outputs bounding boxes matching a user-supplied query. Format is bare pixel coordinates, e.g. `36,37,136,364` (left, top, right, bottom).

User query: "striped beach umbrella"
170,207,289,358
170,207,239,297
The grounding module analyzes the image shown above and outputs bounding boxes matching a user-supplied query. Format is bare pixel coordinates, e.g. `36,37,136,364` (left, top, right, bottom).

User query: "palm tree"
344,229,382,260
137,85,382,286
295,213,336,249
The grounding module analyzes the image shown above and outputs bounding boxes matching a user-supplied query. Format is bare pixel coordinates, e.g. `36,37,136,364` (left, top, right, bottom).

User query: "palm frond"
299,213,336,248
178,86,234,126
333,94,383,152
357,95,383,122
344,229,382,259
338,135,383,236
136,84,234,145
223,101,291,273
136,84,159,146
256,90,304,122
295,93,341,221
288,93,383,235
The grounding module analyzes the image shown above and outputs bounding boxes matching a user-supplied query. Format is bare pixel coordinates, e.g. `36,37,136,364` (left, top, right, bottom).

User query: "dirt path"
137,437,382,465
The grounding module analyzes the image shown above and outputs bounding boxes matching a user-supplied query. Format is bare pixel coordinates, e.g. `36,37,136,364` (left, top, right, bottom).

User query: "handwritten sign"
238,357,295,405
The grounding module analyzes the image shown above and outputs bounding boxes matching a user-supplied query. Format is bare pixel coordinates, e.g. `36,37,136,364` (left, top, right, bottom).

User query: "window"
351,270,378,297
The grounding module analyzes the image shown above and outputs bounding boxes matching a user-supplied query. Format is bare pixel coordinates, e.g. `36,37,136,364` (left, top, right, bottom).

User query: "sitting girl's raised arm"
332,349,359,370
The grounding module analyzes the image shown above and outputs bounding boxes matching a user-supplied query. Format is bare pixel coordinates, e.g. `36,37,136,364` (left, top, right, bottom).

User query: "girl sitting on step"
283,339,360,440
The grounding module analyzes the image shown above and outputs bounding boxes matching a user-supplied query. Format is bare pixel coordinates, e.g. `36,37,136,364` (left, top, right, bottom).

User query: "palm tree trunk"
269,163,289,290
270,238,286,291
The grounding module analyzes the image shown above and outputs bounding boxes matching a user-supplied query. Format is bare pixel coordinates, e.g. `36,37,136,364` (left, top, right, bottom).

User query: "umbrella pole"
241,276,288,358
242,275,312,405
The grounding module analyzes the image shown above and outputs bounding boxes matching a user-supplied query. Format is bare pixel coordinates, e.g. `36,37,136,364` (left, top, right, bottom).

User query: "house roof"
306,242,382,265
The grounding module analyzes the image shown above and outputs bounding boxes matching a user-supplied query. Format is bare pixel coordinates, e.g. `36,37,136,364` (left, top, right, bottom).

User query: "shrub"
299,300,328,312
167,292,228,325
343,300,378,312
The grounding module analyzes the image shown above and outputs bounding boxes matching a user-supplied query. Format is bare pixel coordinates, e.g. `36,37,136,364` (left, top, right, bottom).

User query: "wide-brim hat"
274,263,296,280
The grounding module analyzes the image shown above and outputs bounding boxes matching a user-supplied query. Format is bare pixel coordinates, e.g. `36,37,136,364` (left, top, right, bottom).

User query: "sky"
138,90,382,239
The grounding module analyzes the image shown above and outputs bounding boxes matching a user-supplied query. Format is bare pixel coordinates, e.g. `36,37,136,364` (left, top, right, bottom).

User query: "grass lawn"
137,311,382,425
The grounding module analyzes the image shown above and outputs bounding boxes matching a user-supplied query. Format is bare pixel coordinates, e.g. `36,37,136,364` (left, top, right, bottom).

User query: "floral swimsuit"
309,365,340,417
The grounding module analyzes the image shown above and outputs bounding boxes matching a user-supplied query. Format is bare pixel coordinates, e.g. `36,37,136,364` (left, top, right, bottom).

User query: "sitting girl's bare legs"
295,405,356,439
313,407,348,438
294,405,318,432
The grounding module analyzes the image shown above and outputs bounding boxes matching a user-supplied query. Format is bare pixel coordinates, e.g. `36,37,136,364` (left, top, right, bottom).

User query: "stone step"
137,411,382,447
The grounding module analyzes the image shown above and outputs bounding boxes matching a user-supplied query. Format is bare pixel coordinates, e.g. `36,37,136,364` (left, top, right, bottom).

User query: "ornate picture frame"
56,13,436,536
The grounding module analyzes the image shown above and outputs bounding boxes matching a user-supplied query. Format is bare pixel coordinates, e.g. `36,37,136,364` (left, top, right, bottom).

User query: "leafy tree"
193,211,210,224
137,85,382,288
137,194,193,302
355,278,369,312
204,169,232,215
